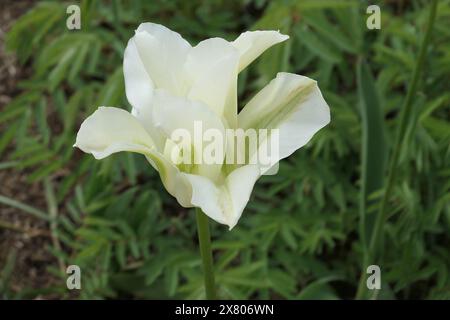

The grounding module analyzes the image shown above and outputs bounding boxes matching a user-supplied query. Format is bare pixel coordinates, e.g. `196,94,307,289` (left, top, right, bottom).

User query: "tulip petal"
75,107,156,159
232,31,289,72
151,90,226,146
133,23,191,96
185,38,239,127
151,90,226,181
123,37,154,114
238,72,330,164
123,41,166,152
182,164,260,229
74,107,192,207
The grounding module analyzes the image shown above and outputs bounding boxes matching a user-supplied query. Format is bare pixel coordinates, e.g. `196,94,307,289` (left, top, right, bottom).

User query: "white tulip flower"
75,23,330,230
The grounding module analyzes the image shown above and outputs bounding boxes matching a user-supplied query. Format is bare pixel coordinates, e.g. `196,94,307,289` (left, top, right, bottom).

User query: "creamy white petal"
223,164,261,229
181,174,228,225
185,38,239,127
151,90,226,147
74,107,156,159
125,24,193,152
232,31,289,72
124,35,166,151
181,164,260,229
131,103,166,153
133,23,191,96
146,154,192,208
74,106,192,207
238,72,330,164
123,37,154,113
151,90,226,181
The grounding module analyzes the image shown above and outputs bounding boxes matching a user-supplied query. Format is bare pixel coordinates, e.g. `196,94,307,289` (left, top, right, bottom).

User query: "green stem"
356,0,438,299
195,207,216,299
355,255,369,299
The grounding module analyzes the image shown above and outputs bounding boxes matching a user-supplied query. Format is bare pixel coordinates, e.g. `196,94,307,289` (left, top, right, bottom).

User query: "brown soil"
0,0,59,298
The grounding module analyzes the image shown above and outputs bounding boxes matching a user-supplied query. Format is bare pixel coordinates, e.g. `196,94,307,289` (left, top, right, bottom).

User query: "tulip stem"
195,207,216,299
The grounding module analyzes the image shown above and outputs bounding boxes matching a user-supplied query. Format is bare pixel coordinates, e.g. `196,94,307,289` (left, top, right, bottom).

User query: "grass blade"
357,59,387,250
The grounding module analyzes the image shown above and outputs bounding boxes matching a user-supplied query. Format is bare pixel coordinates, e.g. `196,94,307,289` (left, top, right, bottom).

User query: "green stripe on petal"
238,72,330,165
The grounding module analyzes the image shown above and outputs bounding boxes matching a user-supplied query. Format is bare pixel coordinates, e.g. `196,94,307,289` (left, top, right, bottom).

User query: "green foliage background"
0,0,449,299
